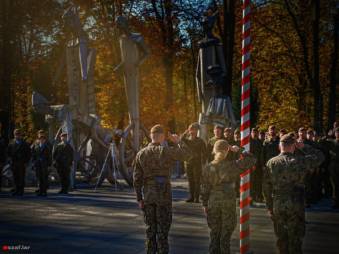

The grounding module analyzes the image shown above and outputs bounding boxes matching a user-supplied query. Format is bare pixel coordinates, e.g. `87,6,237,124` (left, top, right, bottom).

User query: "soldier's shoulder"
266,154,285,166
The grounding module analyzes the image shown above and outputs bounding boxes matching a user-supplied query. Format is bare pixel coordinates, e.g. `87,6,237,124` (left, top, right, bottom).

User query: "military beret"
280,133,296,145
234,128,240,134
13,129,21,135
224,127,232,132
150,124,164,134
189,122,200,130
213,140,230,153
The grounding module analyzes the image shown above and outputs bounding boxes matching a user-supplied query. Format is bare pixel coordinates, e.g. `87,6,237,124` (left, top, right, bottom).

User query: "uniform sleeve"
263,161,273,210
166,140,192,162
201,165,211,207
133,154,144,201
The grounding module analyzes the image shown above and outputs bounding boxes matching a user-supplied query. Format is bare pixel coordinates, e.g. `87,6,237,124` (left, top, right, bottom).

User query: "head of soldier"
298,127,306,141
212,140,230,164
224,128,233,139
38,130,47,144
234,129,240,141
188,123,199,138
279,128,287,138
13,129,22,140
60,132,68,143
335,127,339,140
213,125,223,139
259,130,266,141
279,133,297,153
150,124,165,144
307,129,315,141
268,125,276,138
251,128,258,139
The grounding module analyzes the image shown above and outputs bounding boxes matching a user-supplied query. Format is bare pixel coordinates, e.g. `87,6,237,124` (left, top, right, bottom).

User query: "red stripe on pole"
240,182,250,192
240,168,252,177
242,58,250,70
241,76,250,86
242,15,251,25
240,213,250,224
243,0,251,7
240,197,251,209
240,229,250,239
241,104,250,116
240,244,250,253
240,136,250,148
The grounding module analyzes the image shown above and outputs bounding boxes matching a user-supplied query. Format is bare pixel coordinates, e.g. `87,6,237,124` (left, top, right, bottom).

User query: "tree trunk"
328,6,338,130
312,0,322,133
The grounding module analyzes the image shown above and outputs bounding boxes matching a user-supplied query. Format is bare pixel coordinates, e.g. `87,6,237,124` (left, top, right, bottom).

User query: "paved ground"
0,180,338,254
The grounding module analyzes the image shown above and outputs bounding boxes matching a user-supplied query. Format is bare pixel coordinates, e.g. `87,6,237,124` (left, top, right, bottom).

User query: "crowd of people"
0,121,338,254
0,128,74,196
133,121,338,254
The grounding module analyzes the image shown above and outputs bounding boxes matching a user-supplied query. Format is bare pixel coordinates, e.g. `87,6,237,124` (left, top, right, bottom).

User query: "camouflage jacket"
181,135,207,166
263,145,325,210
201,153,256,207
207,137,225,162
133,141,191,205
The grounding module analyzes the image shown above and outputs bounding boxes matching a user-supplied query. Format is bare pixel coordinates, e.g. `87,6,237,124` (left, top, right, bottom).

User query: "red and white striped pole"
240,0,251,253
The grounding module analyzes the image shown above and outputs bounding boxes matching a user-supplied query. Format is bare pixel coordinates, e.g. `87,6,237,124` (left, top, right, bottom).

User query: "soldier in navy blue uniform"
7,129,31,196
31,130,52,196
53,132,74,194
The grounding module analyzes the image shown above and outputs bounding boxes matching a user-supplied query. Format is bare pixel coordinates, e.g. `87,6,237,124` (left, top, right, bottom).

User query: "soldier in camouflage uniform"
181,123,207,203
329,127,339,208
207,125,225,162
201,140,256,254
133,124,191,254
263,133,324,254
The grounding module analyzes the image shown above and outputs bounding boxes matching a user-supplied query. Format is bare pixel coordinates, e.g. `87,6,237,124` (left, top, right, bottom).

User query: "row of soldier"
133,122,338,254
0,128,73,196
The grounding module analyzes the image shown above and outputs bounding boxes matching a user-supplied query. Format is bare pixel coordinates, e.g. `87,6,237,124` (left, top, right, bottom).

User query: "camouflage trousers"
207,199,237,254
273,199,305,254
143,203,172,254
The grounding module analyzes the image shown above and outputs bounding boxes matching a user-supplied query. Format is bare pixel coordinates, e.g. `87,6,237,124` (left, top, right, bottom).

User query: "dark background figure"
31,130,52,196
207,125,225,162
262,125,280,164
182,123,207,203
250,128,263,202
7,129,31,196
0,123,7,192
258,130,266,143
305,129,323,203
53,132,74,194
318,132,333,199
328,127,339,208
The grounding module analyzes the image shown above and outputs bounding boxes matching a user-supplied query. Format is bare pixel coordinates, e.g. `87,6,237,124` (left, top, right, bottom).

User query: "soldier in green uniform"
181,123,207,203
7,129,31,196
207,125,225,162
31,130,52,196
263,133,324,254
53,132,74,194
133,124,191,254
329,127,339,208
201,140,256,254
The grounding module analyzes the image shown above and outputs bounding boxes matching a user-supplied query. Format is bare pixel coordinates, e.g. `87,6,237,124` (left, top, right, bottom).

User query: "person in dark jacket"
53,132,74,194
7,129,31,196
31,130,52,196
0,124,7,192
